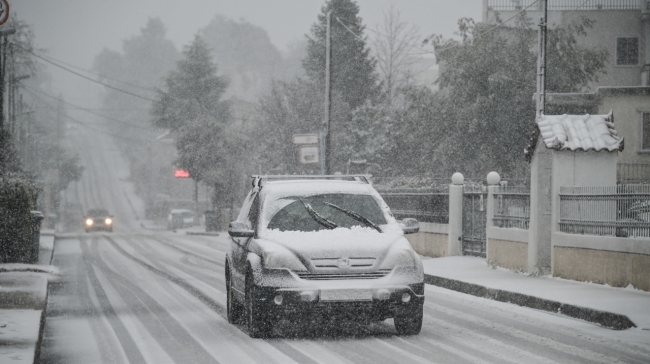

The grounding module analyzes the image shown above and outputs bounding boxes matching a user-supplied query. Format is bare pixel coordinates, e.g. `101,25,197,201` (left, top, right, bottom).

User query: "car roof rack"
251,174,372,187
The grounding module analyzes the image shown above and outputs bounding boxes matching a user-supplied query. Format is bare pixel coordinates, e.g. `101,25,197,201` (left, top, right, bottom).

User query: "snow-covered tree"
303,0,380,110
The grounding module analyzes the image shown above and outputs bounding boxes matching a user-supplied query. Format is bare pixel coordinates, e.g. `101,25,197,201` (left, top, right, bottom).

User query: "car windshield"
87,209,109,217
266,193,386,232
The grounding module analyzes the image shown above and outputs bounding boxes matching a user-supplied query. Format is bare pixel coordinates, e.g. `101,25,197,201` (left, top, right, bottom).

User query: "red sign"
174,169,190,178
0,0,9,26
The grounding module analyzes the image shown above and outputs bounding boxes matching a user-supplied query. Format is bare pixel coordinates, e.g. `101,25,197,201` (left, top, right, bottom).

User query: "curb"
424,274,637,330
35,235,56,364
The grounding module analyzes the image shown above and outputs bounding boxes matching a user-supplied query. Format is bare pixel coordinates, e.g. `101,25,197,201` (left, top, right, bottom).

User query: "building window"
616,37,639,66
641,112,650,150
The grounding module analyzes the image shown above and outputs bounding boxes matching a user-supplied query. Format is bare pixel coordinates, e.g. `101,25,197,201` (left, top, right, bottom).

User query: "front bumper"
253,267,424,320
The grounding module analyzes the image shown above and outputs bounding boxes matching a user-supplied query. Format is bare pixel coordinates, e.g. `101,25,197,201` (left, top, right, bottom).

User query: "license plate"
320,289,372,302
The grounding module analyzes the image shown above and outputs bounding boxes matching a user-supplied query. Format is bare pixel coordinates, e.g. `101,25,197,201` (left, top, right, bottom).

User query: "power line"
20,83,155,131
13,43,157,102
19,47,158,94
24,88,152,143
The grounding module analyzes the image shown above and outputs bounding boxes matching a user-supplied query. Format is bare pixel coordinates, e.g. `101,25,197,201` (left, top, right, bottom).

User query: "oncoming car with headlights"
84,208,113,233
225,175,424,338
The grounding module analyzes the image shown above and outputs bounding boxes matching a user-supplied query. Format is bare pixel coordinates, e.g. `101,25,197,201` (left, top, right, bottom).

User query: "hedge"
0,176,37,263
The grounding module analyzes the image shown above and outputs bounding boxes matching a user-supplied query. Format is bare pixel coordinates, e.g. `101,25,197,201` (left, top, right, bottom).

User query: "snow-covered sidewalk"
422,256,650,331
0,234,57,363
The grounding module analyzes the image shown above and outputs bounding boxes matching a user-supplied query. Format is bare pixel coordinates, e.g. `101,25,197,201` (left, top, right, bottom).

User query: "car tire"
245,268,271,338
226,263,243,324
394,304,423,335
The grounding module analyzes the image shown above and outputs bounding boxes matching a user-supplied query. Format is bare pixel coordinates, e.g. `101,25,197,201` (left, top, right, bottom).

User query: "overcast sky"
10,0,482,106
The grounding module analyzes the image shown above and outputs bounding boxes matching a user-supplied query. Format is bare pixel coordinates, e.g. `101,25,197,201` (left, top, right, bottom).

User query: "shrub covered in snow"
0,176,37,263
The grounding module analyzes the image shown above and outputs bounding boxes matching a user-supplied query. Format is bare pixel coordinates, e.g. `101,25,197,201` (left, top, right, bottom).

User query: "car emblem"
337,257,350,269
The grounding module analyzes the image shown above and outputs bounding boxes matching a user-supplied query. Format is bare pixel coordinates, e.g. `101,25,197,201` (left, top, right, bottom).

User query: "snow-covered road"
37,124,650,363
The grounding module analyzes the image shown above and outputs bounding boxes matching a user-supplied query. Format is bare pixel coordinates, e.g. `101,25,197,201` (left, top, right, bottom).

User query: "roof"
536,111,623,152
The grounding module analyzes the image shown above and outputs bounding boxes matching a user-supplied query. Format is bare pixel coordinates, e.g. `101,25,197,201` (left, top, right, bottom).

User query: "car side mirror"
228,221,254,238
400,218,420,235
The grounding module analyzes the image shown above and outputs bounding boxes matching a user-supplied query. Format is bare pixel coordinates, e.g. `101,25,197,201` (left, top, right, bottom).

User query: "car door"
231,191,258,293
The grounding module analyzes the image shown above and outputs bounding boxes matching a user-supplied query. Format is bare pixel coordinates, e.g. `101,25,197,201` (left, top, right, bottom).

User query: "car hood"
258,226,411,271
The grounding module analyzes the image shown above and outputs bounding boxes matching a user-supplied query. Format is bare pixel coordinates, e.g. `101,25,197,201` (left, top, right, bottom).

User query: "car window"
266,193,387,232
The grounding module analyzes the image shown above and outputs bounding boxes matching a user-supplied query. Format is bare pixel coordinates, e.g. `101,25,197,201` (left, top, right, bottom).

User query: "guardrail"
494,186,530,229
377,187,450,224
487,0,640,10
559,185,650,238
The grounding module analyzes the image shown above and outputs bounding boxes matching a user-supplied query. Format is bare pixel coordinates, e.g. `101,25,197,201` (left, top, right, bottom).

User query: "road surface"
39,124,650,364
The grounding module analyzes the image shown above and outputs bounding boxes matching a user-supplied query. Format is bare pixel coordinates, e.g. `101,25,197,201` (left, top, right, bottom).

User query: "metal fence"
559,185,650,238
487,0,641,10
463,186,487,257
617,164,650,184
377,187,449,224
493,186,530,229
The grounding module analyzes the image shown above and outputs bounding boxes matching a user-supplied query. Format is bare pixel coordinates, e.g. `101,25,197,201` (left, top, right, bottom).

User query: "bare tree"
371,4,424,106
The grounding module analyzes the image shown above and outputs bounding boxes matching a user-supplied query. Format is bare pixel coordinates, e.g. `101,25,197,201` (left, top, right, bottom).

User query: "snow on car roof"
260,179,375,196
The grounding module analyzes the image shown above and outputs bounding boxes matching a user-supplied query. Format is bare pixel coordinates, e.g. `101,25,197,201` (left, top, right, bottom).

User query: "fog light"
401,292,411,303
274,294,283,305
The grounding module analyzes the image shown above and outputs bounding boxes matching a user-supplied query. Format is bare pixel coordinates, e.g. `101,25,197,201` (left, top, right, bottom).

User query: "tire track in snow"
78,238,148,364
86,241,222,364
102,235,323,364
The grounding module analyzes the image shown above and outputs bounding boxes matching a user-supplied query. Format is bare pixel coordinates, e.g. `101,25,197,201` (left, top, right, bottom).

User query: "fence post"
485,172,500,263
448,173,464,256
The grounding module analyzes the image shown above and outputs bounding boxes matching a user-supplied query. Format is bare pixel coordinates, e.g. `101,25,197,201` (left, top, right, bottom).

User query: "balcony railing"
487,0,641,11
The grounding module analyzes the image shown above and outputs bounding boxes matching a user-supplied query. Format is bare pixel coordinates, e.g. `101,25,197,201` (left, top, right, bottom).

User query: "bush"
0,176,37,263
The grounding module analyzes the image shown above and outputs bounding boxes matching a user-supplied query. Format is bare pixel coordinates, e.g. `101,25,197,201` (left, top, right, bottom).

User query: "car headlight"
263,251,307,271
380,248,417,269
105,218,112,225
85,219,93,226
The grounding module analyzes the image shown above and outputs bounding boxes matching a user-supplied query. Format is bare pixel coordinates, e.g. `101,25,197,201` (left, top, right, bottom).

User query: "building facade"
483,0,650,88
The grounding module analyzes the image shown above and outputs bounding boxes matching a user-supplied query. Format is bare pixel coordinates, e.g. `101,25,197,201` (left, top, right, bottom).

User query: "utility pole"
0,28,15,134
535,0,548,116
324,10,332,175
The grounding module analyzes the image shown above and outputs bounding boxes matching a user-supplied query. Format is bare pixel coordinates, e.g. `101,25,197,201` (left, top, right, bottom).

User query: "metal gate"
462,186,487,257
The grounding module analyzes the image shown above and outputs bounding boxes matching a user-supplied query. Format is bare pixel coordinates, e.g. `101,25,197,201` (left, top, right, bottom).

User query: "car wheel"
226,263,243,324
394,304,423,335
245,268,271,338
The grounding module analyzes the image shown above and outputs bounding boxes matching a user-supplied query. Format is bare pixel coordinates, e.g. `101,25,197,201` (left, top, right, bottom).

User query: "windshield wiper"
323,202,382,233
300,199,338,230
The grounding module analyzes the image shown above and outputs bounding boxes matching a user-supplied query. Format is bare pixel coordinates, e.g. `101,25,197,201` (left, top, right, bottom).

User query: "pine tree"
303,0,380,110
151,36,229,132
151,36,231,183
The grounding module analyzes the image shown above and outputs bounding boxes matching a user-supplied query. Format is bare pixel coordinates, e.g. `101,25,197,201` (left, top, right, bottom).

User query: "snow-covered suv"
225,175,424,338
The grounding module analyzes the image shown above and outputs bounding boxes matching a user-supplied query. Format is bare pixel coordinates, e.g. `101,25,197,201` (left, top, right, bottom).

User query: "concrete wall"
406,223,449,258
487,227,529,271
553,232,650,291
554,247,650,291
598,93,650,165
488,239,528,272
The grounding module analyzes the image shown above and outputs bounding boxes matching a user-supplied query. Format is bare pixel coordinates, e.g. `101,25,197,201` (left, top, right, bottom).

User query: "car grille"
311,257,376,268
297,270,391,280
